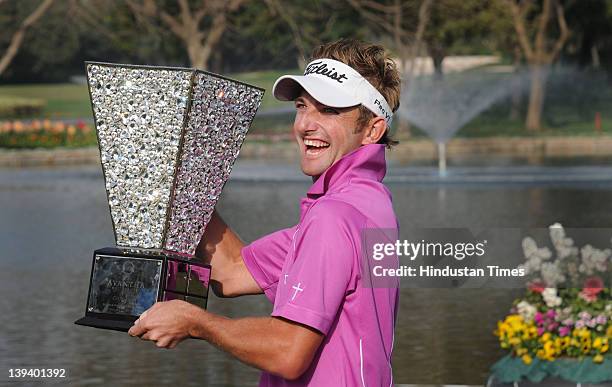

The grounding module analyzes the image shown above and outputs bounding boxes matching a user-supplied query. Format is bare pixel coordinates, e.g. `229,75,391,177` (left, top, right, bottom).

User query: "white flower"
556,307,573,322
549,223,577,260
522,237,552,274
542,288,562,308
517,300,537,322
541,261,566,287
579,245,610,275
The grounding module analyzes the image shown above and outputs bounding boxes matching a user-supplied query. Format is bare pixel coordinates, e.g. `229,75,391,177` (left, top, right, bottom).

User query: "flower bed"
492,224,611,383
0,120,97,148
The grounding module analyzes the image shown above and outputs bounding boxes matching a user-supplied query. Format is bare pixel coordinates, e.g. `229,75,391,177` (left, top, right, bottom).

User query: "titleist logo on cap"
304,61,348,83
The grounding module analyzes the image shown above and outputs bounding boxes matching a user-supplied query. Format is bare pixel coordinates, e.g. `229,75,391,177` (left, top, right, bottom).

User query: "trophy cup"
75,62,264,331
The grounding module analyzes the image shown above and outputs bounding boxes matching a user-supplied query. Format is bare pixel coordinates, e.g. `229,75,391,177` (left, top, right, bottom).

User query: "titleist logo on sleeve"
304,61,348,83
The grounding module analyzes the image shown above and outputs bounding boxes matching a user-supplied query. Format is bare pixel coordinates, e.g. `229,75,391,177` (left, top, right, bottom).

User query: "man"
129,39,401,386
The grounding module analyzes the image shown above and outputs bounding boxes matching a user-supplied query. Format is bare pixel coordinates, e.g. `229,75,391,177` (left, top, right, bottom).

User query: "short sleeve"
271,200,362,335
241,226,296,303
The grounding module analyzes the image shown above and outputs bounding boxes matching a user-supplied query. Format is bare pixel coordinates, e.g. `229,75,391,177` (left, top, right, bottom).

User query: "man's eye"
295,103,306,109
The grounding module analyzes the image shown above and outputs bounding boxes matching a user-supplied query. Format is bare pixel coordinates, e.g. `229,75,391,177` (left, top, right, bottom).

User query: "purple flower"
596,315,607,325
562,318,574,326
537,327,545,336
575,320,585,328
578,311,591,320
546,309,556,319
534,312,543,323
559,326,571,337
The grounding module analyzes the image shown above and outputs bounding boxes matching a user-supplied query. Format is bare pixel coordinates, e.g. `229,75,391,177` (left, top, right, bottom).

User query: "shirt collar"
306,144,387,199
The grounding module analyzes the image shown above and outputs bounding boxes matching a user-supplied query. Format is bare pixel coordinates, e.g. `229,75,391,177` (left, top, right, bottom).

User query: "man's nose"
295,109,320,135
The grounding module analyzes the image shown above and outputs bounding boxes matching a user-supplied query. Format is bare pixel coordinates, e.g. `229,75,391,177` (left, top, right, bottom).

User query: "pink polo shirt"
241,144,399,387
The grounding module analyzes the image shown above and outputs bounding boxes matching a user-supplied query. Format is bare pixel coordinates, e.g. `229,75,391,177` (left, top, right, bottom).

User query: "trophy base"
74,315,136,332
75,247,211,332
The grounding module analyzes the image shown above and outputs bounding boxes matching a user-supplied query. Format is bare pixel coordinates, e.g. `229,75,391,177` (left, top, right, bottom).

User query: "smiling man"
129,39,401,386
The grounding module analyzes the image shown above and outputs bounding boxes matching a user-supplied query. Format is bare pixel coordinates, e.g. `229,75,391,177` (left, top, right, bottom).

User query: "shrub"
0,96,46,118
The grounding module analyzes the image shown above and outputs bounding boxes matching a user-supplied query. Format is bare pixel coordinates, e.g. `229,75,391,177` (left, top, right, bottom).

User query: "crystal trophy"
75,62,264,331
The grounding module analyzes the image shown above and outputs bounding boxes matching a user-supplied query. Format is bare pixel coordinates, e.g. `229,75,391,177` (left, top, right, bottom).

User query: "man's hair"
310,39,401,148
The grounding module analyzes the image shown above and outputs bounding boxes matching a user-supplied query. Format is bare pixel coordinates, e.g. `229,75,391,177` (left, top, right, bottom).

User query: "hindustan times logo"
372,239,487,261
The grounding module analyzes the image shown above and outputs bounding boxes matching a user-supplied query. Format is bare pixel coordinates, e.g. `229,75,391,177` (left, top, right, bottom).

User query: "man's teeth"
304,139,329,148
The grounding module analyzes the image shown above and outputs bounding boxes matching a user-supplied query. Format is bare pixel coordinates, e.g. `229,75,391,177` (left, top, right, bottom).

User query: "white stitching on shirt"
360,338,366,387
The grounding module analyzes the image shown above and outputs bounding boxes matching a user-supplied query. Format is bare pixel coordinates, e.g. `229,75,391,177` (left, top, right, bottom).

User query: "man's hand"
128,300,203,349
129,300,323,379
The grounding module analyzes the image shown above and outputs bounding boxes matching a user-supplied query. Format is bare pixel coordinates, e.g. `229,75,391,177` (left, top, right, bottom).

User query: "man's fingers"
141,331,157,341
156,337,172,348
128,321,146,337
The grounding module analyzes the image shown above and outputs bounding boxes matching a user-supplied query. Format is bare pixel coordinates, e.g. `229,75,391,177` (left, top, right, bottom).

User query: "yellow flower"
506,314,523,323
594,337,603,349
560,337,571,350
581,337,591,347
516,348,528,356
540,332,552,343
527,326,538,339
522,354,533,365
593,354,604,364
544,341,557,360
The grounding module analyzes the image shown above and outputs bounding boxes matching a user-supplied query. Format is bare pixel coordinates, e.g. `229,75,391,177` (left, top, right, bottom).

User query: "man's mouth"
304,139,330,156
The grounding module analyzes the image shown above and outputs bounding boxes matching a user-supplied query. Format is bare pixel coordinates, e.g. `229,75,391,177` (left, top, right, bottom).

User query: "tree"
563,0,612,70
69,0,184,67
504,0,570,131
423,0,507,78
260,0,369,69
346,0,432,78
0,0,55,76
125,0,246,70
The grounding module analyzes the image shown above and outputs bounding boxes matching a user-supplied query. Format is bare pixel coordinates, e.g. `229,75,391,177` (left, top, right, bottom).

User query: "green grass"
1,68,611,140
0,83,91,119
0,69,296,119
230,68,298,112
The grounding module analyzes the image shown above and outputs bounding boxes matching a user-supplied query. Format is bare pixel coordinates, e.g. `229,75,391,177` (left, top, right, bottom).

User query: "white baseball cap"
272,58,394,127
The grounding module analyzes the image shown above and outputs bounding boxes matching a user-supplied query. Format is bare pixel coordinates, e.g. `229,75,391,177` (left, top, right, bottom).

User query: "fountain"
399,70,523,176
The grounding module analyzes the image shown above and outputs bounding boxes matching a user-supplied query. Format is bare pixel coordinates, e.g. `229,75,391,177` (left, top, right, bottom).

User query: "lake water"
1,161,611,386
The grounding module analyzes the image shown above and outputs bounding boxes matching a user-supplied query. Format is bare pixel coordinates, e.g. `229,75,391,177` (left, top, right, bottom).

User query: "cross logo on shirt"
291,282,304,301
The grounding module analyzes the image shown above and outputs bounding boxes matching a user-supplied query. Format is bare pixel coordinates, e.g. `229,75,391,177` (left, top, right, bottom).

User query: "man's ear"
361,116,387,145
